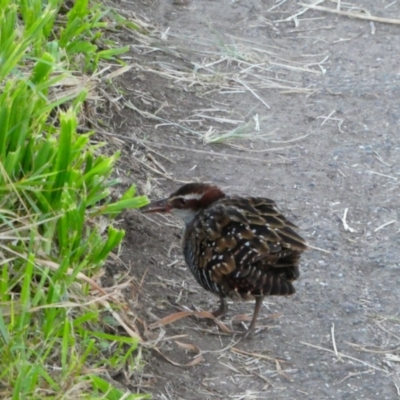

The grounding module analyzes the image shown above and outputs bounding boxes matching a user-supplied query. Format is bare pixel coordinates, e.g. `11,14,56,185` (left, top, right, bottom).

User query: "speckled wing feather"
183,197,307,300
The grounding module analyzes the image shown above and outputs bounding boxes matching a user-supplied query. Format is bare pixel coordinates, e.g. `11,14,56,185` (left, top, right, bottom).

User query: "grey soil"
105,1,400,399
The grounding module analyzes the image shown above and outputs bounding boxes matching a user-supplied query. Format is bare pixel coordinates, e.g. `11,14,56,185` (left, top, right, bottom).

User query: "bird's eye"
177,198,186,205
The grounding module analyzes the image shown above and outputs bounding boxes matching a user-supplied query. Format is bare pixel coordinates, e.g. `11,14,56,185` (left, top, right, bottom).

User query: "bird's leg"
242,296,264,339
212,296,228,318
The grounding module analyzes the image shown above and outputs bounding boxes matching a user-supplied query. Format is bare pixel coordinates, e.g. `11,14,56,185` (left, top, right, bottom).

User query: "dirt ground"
104,1,400,398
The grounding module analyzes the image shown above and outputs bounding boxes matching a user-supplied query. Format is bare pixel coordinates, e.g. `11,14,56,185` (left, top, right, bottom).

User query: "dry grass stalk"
301,341,390,374
340,208,357,233
347,342,400,354
367,170,397,181
136,32,327,96
153,347,204,368
96,129,294,163
331,323,342,361
279,0,326,23
234,78,270,109
299,2,400,24
374,220,396,232
336,369,375,385
230,348,279,362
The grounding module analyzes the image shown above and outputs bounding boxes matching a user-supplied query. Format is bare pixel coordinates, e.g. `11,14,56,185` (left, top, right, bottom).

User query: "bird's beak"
141,198,171,213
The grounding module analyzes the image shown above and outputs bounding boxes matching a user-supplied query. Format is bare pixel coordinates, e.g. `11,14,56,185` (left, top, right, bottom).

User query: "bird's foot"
240,325,256,340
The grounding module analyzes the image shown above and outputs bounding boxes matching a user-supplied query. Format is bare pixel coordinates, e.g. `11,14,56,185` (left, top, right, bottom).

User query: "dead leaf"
175,341,200,353
153,347,204,367
149,310,230,333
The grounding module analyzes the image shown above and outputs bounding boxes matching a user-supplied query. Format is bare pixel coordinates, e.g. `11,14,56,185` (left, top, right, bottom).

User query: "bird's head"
142,183,226,224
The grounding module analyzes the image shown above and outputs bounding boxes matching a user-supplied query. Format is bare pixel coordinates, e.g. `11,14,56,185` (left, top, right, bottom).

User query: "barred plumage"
142,183,307,338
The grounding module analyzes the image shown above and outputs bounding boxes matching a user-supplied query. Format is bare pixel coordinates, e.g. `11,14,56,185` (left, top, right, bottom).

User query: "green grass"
0,0,149,398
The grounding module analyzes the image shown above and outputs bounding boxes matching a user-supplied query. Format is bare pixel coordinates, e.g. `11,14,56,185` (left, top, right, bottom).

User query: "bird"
142,182,307,338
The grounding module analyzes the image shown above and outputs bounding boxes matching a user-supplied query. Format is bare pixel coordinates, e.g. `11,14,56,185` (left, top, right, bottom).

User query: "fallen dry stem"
340,208,357,233
331,323,341,361
376,321,400,342
125,100,202,136
200,338,242,355
99,297,143,342
346,342,400,354
301,341,390,374
96,129,293,163
233,78,270,109
135,156,174,181
279,0,326,22
367,170,397,181
271,132,310,144
336,369,375,385
230,347,280,363
275,359,293,382
153,347,204,368
298,2,400,25
374,220,396,233
138,31,323,96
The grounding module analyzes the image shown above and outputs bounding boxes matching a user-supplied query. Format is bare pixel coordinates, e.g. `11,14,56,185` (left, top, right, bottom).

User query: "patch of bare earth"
102,1,400,398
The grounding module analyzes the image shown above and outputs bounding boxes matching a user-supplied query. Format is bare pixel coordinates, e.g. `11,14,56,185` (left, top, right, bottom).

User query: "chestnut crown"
169,183,225,208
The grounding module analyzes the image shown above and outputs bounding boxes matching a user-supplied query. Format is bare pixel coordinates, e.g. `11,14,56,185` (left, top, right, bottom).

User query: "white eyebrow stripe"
171,193,203,201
